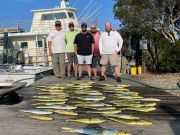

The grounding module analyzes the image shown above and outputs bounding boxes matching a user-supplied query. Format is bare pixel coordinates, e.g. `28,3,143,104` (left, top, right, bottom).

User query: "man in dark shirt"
74,22,95,80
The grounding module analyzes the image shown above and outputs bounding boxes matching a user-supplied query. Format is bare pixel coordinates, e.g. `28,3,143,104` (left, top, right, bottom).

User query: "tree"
114,0,180,72
114,0,180,44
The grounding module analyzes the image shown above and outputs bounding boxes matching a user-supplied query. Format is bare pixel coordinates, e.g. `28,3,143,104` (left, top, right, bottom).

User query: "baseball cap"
81,22,87,28
55,21,61,25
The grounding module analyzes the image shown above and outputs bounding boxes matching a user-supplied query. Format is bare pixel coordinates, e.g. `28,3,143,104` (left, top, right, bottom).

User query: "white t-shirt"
99,31,123,54
48,29,66,53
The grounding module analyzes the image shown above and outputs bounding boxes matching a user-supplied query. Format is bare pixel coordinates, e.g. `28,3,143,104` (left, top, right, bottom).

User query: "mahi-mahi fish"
121,106,156,112
87,110,121,115
105,114,140,120
109,117,152,126
36,105,77,110
66,118,105,124
29,115,53,121
19,109,53,115
61,127,131,135
54,110,78,116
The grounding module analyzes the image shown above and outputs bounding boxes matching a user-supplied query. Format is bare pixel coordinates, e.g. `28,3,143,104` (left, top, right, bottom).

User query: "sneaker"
117,77,121,82
55,76,60,79
76,76,82,80
59,76,65,79
98,76,105,81
89,76,94,81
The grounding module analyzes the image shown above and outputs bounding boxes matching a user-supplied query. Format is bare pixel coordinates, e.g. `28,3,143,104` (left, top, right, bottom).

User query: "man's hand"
49,50,53,56
115,50,120,55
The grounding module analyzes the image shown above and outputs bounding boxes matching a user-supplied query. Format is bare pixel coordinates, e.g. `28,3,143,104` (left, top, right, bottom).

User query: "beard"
91,31,96,34
106,29,111,32
82,29,87,33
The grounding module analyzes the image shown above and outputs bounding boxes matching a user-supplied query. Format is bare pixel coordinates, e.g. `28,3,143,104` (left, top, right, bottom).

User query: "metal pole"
35,35,38,66
43,36,48,66
3,31,8,64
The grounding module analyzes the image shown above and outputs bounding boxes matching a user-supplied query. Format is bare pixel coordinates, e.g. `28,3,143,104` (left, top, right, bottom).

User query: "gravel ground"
131,73,180,96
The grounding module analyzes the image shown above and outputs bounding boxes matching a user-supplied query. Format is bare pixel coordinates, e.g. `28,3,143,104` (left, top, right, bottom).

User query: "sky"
0,0,121,31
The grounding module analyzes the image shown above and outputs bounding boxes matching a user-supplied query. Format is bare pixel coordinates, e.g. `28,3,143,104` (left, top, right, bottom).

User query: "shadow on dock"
0,92,24,105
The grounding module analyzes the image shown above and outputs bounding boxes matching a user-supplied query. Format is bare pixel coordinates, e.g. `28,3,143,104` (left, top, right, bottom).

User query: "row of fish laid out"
19,81,161,129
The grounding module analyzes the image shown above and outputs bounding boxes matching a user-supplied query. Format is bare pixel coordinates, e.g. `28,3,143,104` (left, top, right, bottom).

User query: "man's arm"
74,44,77,53
47,32,53,56
48,41,53,56
99,34,103,54
90,34,95,54
74,34,78,53
91,43,95,54
116,31,123,53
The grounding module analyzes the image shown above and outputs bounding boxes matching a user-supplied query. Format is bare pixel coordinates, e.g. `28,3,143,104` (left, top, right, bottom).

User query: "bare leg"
92,68,97,79
104,67,107,80
86,64,92,77
67,64,71,77
78,64,83,77
73,63,78,77
101,65,106,77
114,66,120,77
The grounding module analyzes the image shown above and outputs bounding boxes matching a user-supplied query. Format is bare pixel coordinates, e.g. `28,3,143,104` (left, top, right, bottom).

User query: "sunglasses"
81,26,87,29
69,25,74,27
91,27,96,29
55,24,61,27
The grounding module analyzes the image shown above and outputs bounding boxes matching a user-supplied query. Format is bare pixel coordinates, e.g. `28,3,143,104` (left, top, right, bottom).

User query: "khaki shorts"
67,52,78,64
100,54,119,66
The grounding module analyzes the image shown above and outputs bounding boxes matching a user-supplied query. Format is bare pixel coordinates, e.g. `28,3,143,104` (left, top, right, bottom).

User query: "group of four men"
48,20,123,82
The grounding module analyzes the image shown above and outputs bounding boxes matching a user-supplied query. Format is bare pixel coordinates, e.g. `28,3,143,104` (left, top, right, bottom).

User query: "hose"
14,73,180,91
121,76,180,91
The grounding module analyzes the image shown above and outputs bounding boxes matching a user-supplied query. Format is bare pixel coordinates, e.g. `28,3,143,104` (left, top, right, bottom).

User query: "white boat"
0,0,100,86
0,65,52,86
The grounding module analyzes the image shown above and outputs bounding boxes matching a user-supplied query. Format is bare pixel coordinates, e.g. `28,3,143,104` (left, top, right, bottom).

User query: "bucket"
131,67,137,75
137,66,142,75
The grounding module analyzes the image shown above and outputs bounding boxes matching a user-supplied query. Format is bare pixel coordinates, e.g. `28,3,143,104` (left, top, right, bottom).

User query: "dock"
0,76,180,135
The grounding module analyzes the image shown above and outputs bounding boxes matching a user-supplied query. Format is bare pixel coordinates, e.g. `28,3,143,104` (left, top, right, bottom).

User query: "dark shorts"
67,52,78,64
91,56,100,68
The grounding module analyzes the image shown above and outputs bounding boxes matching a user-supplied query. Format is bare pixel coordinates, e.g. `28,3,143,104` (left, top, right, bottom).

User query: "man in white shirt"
48,21,66,79
99,22,123,82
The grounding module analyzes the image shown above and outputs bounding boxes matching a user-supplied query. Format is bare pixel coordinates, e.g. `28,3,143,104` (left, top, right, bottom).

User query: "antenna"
60,0,69,8
80,4,102,23
78,0,95,18
79,1,98,20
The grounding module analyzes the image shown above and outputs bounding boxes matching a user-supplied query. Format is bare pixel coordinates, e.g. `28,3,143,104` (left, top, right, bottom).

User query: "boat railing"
0,19,79,33
0,69,13,83
23,67,41,73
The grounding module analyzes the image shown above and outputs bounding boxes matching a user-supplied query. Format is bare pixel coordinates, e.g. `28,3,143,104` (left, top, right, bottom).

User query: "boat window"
67,12,75,19
37,40,43,48
41,14,54,21
21,42,28,49
54,12,67,19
